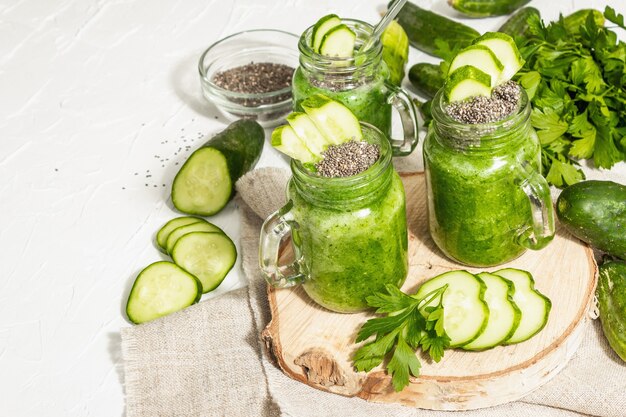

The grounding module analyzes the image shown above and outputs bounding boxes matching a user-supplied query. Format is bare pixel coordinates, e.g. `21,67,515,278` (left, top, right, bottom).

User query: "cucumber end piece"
312,14,341,53
319,24,356,58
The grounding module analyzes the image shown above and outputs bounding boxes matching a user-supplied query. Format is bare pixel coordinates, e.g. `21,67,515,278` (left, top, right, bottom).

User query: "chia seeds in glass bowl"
199,29,299,128
445,81,522,124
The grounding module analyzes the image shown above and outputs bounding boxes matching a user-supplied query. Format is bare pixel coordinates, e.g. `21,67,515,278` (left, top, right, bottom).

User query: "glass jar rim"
198,28,299,100
298,18,382,72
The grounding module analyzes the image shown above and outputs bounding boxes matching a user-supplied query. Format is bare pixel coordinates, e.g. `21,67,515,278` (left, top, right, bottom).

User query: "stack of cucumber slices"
272,93,363,164
311,14,356,58
444,32,525,102
126,216,237,324
416,268,551,350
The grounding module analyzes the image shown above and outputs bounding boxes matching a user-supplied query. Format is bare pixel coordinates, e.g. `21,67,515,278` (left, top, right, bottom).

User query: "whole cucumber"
498,7,540,37
408,63,444,100
597,260,626,362
562,9,605,34
394,1,480,58
448,0,531,18
556,180,626,260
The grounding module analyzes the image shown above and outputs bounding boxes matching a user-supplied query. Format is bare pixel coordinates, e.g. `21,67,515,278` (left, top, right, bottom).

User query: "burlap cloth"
121,152,626,417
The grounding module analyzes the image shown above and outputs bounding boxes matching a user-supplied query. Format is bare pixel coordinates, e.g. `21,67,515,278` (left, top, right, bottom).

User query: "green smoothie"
288,171,407,312
424,90,546,267
292,68,392,137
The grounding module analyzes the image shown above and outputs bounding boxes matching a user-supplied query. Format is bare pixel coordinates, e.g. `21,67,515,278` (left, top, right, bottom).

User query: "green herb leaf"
605,6,626,31
353,330,399,372
387,337,421,392
531,108,569,144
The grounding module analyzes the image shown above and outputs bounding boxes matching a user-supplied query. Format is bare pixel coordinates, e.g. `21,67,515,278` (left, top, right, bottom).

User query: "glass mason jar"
259,123,408,313
423,89,555,267
292,19,419,156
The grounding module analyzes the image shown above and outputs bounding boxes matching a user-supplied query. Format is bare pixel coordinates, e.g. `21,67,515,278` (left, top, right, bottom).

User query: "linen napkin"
121,157,626,417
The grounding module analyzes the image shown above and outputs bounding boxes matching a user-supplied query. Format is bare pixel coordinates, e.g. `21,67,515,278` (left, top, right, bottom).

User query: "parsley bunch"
517,7,626,187
352,284,450,392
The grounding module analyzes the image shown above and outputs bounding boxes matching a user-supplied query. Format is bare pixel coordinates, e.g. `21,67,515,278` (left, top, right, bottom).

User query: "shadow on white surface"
108,332,126,417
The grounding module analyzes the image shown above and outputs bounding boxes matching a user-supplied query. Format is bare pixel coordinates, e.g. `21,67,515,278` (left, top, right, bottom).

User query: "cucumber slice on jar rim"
300,94,362,144
448,44,504,88
319,24,356,58
271,125,319,163
493,268,552,344
472,32,525,83
286,112,331,157
444,65,492,102
312,14,341,53
171,231,237,294
414,270,489,348
462,272,522,351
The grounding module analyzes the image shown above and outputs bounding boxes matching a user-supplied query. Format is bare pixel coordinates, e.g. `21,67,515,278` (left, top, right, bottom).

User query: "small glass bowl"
198,29,299,127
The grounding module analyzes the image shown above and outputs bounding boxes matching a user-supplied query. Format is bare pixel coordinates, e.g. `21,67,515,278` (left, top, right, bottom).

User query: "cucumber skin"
408,63,444,100
597,260,626,362
498,7,540,37
448,0,530,18
556,181,626,260
172,119,264,215
562,9,605,35
394,1,479,58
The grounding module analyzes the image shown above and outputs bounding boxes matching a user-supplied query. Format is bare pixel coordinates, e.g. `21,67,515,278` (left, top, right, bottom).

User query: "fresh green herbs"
353,284,450,392
517,7,626,187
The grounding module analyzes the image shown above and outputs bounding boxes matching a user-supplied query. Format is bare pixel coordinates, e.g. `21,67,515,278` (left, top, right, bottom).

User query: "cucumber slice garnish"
301,94,362,144
156,216,206,253
165,221,223,255
472,32,525,83
448,44,504,88
415,270,489,347
444,65,492,102
493,268,552,344
319,24,356,58
171,231,237,294
286,112,331,157
126,261,202,324
271,125,319,163
312,14,341,53
462,272,522,351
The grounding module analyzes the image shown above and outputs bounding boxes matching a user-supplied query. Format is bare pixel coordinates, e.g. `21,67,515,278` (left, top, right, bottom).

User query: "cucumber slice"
156,216,206,253
444,65,492,102
319,24,356,58
286,112,331,156
493,268,552,344
165,221,223,255
312,14,341,53
300,94,362,144
415,270,489,347
171,231,237,293
462,272,522,351
126,261,202,324
271,125,319,163
472,32,525,83
448,45,504,87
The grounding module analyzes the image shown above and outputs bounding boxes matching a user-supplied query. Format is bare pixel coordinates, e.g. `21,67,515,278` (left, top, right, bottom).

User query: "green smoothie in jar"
424,85,555,267
292,18,418,156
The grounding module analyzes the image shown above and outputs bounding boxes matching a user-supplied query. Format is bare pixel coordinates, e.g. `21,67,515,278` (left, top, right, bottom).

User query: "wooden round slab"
262,172,597,410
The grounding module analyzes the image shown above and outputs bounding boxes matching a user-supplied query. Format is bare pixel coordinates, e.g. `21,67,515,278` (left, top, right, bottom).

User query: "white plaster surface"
0,0,624,416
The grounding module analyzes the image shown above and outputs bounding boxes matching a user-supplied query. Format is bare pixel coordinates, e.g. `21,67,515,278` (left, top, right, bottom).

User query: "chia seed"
445,81,522,124
315,140,380,178
212,62,294,107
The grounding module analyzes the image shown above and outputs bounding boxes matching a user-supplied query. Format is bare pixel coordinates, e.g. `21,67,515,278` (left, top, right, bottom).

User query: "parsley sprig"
353,284,450,392
517,7,626,187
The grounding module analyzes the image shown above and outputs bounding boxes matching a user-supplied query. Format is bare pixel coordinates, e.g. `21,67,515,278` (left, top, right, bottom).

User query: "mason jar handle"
385,82,419,156
514,162,555,250
259,200,307,288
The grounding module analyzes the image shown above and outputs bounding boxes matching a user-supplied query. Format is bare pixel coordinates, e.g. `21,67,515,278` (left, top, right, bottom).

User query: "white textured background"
0,1,624,416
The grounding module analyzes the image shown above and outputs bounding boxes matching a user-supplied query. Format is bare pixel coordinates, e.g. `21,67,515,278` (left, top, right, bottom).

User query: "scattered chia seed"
445,81,522,124
315,140,380,178
212,62,294,107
